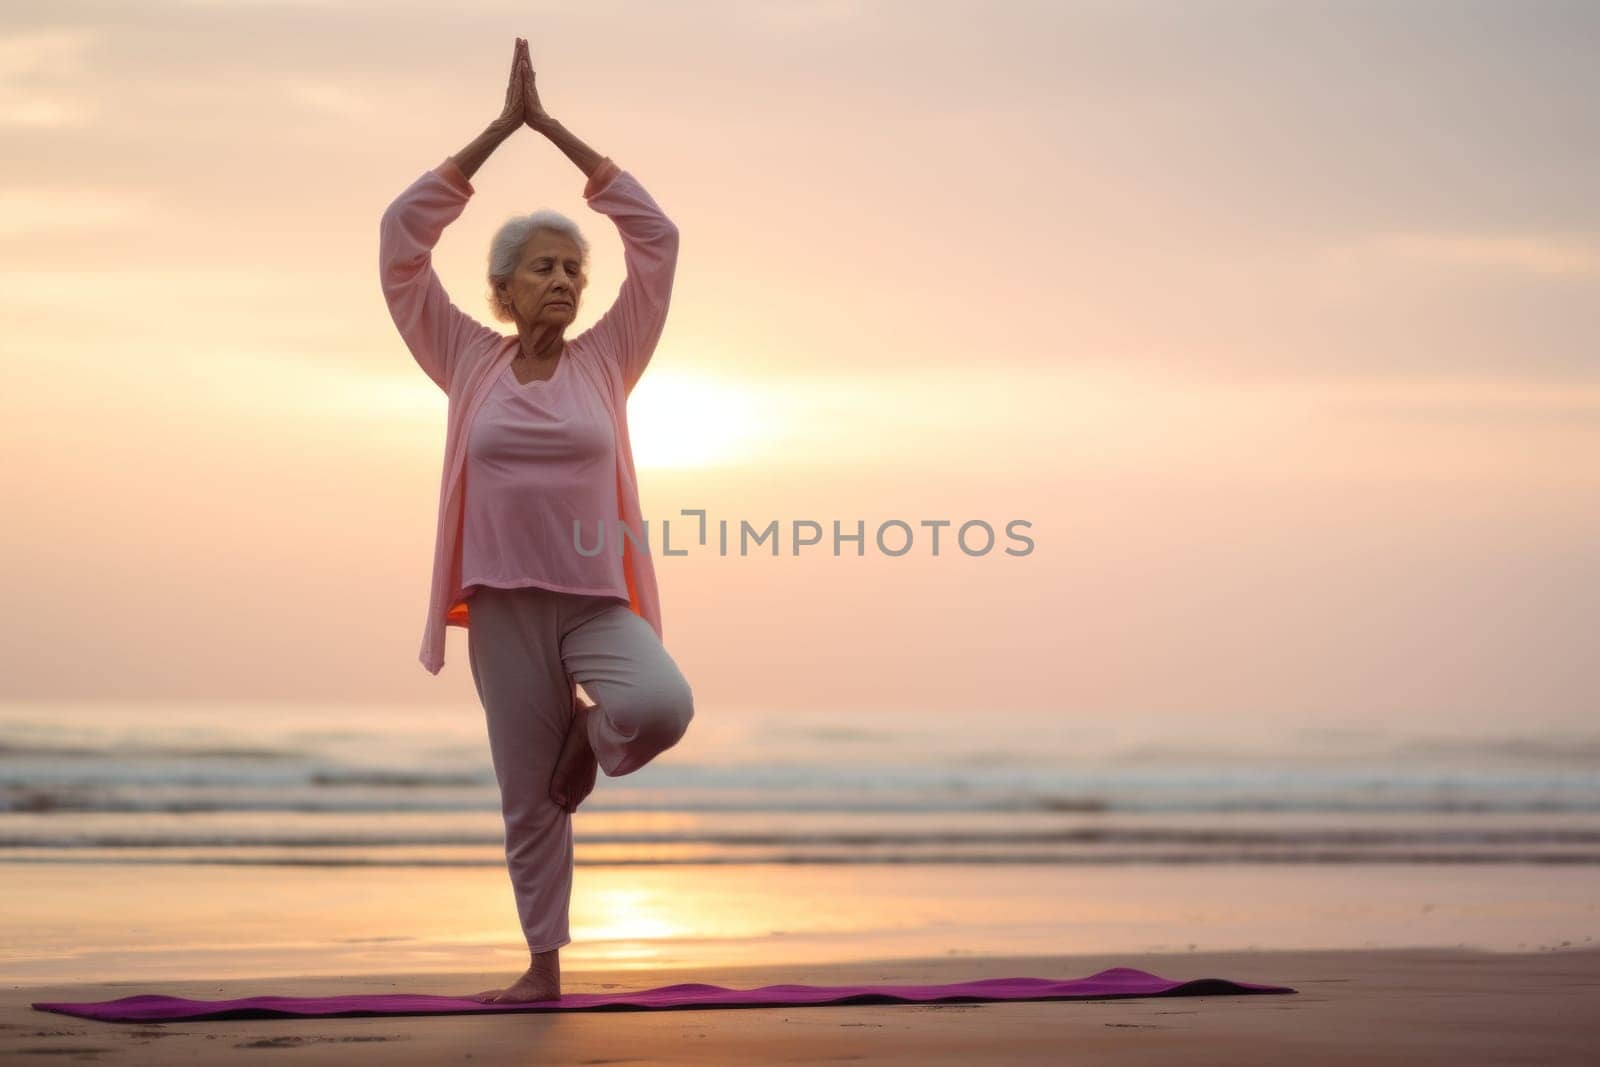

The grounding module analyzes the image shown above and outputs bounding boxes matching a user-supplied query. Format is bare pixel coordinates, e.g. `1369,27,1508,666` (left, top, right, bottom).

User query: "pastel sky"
2,0,1595,731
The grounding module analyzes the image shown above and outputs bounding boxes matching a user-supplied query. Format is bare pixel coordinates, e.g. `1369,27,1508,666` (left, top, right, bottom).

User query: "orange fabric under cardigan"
378,155,679,674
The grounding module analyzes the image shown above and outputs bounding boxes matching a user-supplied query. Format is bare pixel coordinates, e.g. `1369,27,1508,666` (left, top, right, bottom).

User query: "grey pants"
466,584,695,953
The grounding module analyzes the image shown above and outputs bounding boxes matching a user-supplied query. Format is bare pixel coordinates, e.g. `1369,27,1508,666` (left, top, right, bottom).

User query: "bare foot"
471,953,561,1004
549,702,598,814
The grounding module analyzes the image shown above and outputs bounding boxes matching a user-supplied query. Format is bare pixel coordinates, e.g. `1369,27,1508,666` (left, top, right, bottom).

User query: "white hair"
484,211,591,323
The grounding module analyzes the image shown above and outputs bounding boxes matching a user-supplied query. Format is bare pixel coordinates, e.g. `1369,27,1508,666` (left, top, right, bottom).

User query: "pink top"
378,154,679,674
460,354,630,601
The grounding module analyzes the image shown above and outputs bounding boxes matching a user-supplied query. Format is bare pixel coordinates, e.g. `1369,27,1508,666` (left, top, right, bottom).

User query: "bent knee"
655,672,695,742
617,673,694,744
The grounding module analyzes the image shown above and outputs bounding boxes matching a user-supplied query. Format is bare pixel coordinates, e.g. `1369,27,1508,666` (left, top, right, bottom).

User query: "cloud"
0,26,95,79
0,188,158,237
745,0,873,31
276,78,376,121
1320,379,1600,425
0,96,96,128
0,26,99,129
1328,232,1600,278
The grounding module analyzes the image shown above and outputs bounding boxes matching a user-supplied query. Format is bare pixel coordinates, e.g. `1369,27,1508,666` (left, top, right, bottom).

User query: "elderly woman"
378,38,695,1004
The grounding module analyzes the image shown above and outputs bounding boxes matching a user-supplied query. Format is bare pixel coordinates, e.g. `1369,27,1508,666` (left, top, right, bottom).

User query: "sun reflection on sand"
576,886,692,960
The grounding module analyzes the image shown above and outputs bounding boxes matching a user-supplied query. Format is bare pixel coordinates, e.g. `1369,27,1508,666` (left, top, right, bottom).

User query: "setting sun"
625,369,769,469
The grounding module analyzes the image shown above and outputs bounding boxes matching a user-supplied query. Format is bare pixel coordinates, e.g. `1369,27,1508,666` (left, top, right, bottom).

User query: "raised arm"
518,43,680,394
377,162,506,393
451,38,529,181
376,40,528,392
577,165,680,395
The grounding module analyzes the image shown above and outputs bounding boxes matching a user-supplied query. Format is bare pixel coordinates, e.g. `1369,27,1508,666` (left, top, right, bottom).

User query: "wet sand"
9,946,1599,1066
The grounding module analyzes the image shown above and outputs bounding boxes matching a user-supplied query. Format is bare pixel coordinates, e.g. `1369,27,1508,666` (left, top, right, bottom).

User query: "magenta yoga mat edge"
32,967,1298,1023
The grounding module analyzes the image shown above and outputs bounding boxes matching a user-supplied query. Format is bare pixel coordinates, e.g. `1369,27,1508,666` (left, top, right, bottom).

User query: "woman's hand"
490,37,528,136
519,39,556,130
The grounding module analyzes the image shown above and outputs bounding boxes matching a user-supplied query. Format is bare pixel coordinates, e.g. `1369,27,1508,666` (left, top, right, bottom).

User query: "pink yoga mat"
33,967,1296,1022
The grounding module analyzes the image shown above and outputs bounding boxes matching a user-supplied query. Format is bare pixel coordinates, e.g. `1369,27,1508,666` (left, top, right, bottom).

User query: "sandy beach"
5,859,1599,1063
8,946,1597,1065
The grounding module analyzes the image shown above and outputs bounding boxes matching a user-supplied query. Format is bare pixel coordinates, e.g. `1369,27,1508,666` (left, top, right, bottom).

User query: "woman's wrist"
452,120,516,182
530,116,606,183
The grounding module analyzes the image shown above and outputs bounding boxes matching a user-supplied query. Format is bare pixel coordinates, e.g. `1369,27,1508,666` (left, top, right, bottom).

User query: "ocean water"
3,700,1599,869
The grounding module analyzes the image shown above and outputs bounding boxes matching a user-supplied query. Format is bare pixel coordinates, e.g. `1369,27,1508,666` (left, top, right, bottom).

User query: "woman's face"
497,228,585,329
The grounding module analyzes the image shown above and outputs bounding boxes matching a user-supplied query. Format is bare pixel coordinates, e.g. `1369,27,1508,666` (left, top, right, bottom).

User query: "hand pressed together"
493,37,556,135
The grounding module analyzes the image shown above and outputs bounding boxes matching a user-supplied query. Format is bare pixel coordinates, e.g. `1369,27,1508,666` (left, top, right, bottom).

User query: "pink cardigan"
378,155,679,674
